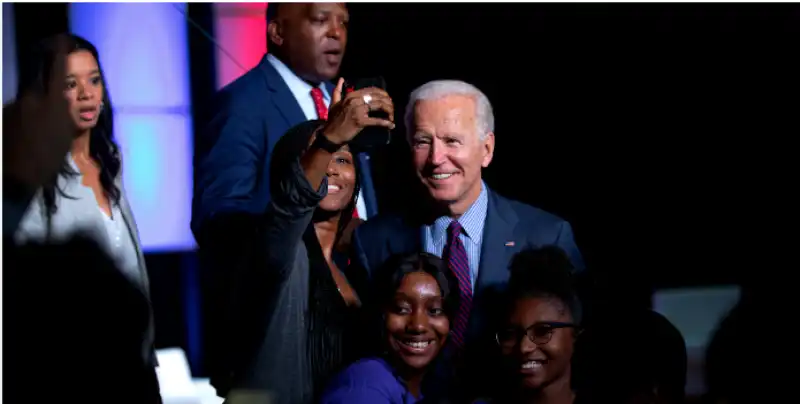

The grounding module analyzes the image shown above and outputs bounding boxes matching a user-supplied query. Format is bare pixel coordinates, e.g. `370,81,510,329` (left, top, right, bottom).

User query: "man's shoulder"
490,189,569,228
214,60,276,110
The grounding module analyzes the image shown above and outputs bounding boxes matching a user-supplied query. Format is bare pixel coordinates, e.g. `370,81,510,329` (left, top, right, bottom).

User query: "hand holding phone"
322,77,395,150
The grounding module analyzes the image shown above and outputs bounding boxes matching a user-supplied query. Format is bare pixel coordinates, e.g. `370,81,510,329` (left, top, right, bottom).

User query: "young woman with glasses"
474,246,583,404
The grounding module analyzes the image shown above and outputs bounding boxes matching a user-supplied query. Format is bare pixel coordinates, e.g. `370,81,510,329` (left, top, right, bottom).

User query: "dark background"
10,2,794,376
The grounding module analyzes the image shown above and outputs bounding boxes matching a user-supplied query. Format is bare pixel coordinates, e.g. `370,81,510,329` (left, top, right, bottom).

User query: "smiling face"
64,50,104,133
500,297,576,391
409,95,495,215
318,145,356,213
385,271,450,371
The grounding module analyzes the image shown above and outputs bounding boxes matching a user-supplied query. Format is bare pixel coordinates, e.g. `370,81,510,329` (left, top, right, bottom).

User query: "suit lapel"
116,177,151,295
324,81,336,98
475,189,519,293
258,56,307,126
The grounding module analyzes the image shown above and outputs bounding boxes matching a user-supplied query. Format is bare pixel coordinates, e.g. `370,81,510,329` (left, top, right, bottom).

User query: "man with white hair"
350,79,584,400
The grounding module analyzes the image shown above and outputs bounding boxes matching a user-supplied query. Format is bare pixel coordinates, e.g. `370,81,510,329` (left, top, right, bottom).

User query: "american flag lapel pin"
504,241,515,247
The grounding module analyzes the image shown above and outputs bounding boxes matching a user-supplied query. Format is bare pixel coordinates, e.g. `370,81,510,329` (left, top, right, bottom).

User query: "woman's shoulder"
331,357,397,385
320,357,402,403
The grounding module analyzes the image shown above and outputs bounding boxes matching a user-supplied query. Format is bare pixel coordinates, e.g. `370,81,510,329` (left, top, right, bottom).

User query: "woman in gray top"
13,33,155,366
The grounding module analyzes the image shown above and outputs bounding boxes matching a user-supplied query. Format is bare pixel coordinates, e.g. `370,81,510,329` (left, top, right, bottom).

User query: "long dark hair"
17,33,121,218
333,154,360,242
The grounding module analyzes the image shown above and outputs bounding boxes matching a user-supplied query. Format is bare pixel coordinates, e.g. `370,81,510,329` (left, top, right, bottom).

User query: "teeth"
403,341,430,349
431,173,453,180
522,361,543,369
328,185,340,191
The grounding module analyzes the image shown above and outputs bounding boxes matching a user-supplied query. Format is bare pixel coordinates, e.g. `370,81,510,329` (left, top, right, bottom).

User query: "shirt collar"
431,181,489,244
66,152,80,172
266,53,330,102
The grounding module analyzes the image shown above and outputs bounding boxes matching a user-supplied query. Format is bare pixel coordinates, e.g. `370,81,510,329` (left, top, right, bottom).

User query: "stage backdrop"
212,2,267,89
3,3,18,103
70,3,195,252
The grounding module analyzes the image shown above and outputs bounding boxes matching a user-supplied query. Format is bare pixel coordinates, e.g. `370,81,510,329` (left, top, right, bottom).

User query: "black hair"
505,246,582,325
578,308,688,403
16,33,121,220
268,120,359,245
266,2,281,23
374,252,461,319
332,154,360,243
266,3,282,53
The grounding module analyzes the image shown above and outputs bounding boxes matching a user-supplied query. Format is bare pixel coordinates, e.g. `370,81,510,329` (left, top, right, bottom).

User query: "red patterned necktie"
310,87,328,121
445,221,472,349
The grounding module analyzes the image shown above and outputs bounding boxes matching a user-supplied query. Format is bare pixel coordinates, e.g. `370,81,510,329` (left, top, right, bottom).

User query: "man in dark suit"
191,3,378,396
192,2,376,238
351,79,585,400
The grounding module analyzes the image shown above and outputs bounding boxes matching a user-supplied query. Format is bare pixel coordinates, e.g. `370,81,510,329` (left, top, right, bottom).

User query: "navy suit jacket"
192,55,378,241
353,186,583,340
350,186,584,398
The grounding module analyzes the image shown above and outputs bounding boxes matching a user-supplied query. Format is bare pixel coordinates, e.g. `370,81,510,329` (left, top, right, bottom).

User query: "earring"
99,102,104,113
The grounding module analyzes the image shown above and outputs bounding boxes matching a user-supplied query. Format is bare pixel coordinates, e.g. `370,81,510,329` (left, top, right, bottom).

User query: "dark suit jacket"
350,186,584,399
192,55,378,241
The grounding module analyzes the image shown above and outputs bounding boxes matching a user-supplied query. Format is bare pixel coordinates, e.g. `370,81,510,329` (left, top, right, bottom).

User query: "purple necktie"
445,221,473,349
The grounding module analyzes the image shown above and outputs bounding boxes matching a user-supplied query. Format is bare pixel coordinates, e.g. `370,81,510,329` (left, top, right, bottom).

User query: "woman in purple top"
320,252,460,404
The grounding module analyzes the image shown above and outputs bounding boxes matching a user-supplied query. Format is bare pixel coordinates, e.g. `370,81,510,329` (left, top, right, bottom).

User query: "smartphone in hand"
341,76,391,151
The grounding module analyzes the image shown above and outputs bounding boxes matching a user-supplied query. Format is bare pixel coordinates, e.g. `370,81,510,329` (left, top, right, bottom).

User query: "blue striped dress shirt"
422,181,489,291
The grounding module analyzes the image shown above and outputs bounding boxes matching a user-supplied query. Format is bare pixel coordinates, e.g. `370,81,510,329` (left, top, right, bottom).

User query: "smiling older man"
350,79,584,401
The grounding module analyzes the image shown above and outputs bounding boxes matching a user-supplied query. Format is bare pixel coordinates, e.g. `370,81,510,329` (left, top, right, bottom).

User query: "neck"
441,180,483,219
71,130,91,159
516,374,573,404
270,50,321,86
313,211,341,259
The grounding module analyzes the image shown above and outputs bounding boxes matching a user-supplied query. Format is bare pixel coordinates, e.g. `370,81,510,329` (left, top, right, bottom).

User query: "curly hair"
505,246,582,325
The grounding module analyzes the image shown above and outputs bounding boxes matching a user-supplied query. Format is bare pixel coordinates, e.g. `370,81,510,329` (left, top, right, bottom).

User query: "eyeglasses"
496,321,578,348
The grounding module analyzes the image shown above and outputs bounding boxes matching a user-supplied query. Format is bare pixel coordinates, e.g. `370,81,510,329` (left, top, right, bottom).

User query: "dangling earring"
99,102,104,113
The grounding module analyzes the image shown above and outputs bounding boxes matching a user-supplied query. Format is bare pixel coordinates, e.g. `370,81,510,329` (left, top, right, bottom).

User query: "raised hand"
322,77,395,145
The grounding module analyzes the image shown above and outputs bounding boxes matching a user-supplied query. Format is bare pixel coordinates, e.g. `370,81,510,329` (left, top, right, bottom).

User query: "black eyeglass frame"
495,321,581,347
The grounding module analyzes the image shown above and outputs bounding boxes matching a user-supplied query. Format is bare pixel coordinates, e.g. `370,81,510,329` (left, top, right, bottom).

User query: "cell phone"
341,76,392,151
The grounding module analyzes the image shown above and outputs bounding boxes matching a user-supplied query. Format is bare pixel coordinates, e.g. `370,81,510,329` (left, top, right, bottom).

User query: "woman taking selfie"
220,79,395,403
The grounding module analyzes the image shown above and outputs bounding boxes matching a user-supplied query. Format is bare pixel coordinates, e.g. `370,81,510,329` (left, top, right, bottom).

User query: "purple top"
320,357,422,404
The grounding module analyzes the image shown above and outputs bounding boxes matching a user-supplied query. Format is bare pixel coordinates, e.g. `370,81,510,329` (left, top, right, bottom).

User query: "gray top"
229,152,328,404
13,154,156,365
